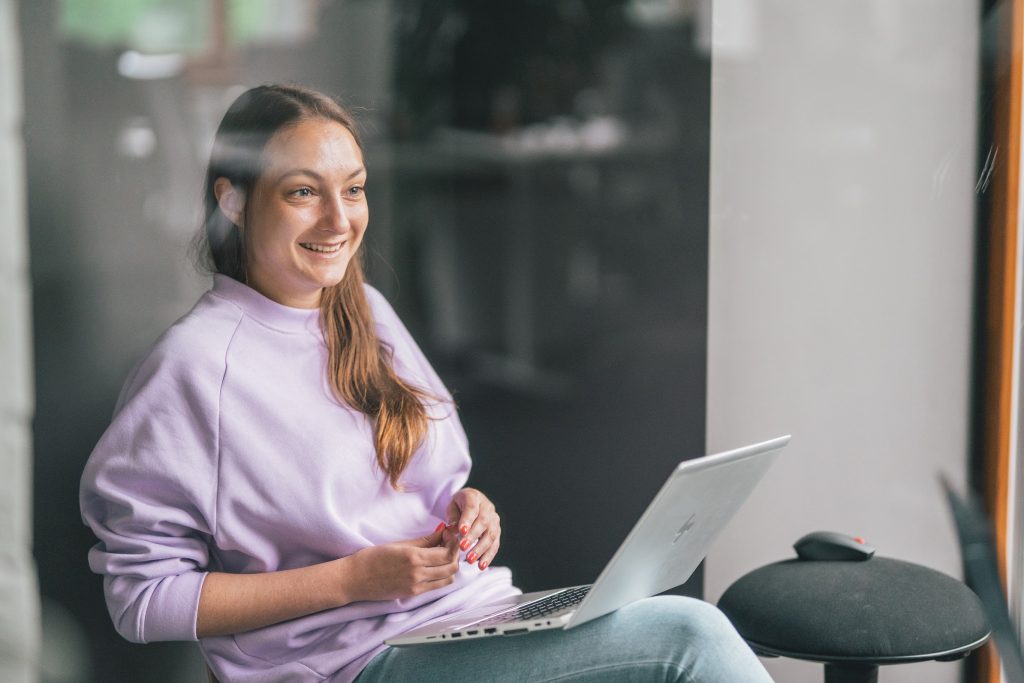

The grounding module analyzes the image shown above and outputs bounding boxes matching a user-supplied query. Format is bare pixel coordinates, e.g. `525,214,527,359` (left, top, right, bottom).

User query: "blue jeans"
356,596,774,682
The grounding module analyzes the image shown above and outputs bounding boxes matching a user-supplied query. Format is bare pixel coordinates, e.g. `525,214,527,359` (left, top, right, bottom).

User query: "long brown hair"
195,84,434,489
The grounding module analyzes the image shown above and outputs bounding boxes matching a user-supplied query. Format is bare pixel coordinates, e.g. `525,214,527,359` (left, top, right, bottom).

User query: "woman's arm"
196,526,459,637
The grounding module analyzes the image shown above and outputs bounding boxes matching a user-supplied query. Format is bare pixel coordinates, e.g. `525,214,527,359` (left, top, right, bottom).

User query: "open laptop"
386,435,790,646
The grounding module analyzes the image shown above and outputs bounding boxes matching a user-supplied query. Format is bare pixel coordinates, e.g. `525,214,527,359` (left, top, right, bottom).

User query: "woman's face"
230,118,368,308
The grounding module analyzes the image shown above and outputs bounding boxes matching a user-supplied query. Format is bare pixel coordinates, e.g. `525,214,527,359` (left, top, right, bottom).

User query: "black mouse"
793,531,875,561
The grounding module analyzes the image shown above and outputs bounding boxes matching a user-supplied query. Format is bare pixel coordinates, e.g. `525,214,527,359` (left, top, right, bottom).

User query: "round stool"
717,556,990,683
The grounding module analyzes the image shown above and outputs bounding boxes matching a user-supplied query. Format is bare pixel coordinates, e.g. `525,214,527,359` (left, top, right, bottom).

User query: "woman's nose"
320,195,350,233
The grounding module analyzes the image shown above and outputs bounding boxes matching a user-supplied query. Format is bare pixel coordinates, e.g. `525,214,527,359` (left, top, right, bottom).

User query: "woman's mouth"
300,242,343,254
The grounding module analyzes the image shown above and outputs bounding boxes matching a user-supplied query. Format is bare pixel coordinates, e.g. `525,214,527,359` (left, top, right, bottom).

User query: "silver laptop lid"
567,435,790,628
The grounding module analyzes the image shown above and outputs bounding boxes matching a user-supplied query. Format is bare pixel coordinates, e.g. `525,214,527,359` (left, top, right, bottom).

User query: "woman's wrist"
197,558,358,638
331,555,358,607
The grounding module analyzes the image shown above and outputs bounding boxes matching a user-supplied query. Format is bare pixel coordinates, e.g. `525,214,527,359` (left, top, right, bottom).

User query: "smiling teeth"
301,243,342,253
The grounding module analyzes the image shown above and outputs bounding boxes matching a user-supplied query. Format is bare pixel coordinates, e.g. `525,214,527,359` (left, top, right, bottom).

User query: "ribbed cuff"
142,570,207,642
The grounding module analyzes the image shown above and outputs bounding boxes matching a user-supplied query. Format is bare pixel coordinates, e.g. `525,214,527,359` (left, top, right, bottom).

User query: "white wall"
0,0,39,681
706,2,979,682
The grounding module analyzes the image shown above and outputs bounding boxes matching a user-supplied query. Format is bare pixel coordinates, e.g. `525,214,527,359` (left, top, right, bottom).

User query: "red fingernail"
460,538,471,551
434,522,446,533
478,561,488,570
467,552,478,563
460,525,469,535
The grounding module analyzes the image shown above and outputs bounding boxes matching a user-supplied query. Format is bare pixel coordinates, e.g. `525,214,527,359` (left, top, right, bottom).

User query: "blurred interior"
19,1,711,680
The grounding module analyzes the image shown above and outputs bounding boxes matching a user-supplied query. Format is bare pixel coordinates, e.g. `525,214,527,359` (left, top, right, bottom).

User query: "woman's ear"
214,177,245,227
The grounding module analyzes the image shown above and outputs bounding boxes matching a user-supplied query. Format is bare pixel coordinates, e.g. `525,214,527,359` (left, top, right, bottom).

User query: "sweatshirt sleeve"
80,330,226,644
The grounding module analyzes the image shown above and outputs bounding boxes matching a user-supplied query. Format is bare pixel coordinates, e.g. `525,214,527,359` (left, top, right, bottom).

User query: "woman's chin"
310,271,349,295
305,260,350,286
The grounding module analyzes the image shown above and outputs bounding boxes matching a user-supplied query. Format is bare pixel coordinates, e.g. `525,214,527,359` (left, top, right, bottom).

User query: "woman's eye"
347,185,364,198
290,187,313,198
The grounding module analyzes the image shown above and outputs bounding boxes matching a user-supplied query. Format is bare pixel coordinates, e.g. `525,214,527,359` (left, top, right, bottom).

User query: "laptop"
386,435,790,647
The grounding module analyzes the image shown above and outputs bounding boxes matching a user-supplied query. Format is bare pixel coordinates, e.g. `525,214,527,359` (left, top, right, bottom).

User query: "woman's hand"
339,525,460,603
446,488,501,570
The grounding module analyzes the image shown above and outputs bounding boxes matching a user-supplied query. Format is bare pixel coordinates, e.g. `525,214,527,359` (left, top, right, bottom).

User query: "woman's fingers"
465,511,490,547
452,490,481,537
414,572,458,594
446,487,503,569
421,524,446,547
464,516,499,567
476,536,500,571
346,542,456,602
415,552,459,580
466,528,493,569
445,498,462,526
410,548,459,595
416,544,458,566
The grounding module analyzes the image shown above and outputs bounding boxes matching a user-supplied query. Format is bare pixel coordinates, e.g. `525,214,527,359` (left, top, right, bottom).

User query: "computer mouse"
793,531,876,561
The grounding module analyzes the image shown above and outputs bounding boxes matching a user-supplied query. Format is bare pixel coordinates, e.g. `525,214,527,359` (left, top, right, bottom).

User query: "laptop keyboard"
474,585,592,627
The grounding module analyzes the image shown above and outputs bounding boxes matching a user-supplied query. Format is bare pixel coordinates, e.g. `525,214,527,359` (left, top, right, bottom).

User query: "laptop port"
484,628,497,634
504,628,529,636
466,630,478,635
450,633,461,638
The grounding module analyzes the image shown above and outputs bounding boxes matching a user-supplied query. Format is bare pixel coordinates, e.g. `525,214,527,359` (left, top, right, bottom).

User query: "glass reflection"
27,2,709,680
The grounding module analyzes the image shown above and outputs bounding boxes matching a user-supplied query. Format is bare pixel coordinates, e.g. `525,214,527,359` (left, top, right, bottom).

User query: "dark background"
20,1,711,680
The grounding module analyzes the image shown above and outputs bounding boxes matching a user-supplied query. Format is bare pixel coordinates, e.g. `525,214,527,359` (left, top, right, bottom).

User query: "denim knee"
665,596,738,637
618,596,770,682
625,595,729,628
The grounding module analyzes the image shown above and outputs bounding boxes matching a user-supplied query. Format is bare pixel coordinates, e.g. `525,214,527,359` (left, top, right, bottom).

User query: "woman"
80,84,773,682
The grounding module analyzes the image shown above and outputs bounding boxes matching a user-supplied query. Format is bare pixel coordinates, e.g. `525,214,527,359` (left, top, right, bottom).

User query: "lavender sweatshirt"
80,274,519,682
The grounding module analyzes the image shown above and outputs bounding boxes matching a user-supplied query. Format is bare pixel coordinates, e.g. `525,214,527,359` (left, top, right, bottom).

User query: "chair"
717,545,990,683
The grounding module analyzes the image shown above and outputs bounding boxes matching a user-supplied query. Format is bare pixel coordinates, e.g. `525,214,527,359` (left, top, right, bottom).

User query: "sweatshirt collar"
211,274,321,333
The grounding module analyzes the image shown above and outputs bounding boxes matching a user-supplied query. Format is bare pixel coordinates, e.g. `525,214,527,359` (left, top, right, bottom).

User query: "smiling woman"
194,85,433,491
213,119,368,309
78,84,772,683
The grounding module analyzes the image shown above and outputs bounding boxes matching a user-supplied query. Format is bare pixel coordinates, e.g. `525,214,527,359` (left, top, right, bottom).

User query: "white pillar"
0,0,40,680
706,2,979,682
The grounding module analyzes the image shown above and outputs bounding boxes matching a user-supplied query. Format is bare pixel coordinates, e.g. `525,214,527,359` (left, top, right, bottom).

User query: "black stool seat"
718,557,989,681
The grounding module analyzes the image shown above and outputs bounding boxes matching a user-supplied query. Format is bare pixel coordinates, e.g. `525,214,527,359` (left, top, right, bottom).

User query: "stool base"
824,663,878,683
